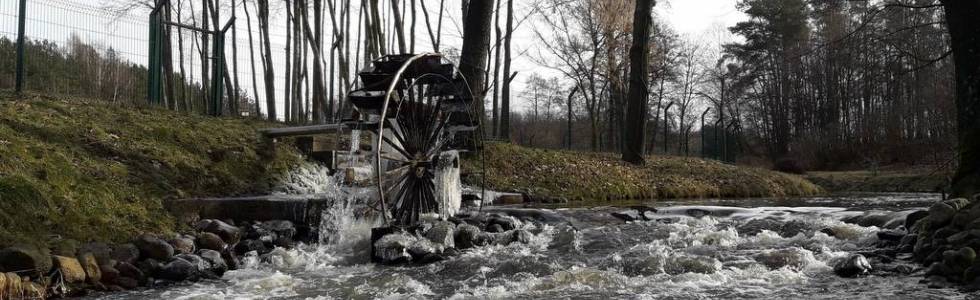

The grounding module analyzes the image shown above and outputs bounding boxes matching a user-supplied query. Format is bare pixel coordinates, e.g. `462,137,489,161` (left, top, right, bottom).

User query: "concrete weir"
165,194,338,229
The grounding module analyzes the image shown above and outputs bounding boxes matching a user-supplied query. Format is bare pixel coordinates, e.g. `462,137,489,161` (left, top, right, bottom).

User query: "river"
94,193,974,299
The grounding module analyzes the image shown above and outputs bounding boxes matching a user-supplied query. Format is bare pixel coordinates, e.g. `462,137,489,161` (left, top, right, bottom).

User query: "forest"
0,0,962,172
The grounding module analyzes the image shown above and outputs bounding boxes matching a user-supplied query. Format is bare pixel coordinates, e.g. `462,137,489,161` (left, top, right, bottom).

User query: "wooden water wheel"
348,53,480,225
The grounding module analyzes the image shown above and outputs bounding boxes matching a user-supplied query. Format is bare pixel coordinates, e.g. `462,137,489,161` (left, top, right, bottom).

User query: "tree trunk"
458,0,494,109
258,0,277,121
500,0,513,140
943,0,980,197
622,0,655,165
244,0,262,117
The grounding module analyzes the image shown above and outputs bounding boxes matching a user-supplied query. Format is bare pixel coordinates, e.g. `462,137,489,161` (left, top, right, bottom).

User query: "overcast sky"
0,0,748,118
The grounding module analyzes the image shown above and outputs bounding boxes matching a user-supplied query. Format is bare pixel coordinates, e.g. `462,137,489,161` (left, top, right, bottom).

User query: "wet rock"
77,253,101,284
244,223,278,243
943,247,976,272
136,258,162,278
52,255,86,283
373,233,415,264
135,234,174,261
488,216,519,231
665,255,722,275
260,220,297,240
115,262,144,284
169,237,196,255
934,227,959,240
738,218,783,236
905,210,929,230
0,244,52,278
833,254,872,277
235,239,269,255
454,223,485,250
953,206,980,228
198,250,227,275
486,223,505,233
176,254,210,273
778,220,811,238
202,219,242,245
946,230,980,247
964,264,980,283
929,202,957,228
876,230,906,242
222,250,240,271
273,235,297,248
686,208,712,218
196,232,227,251
113,276,139,289
159,258,197,281
78,242,113,266
926,261,952,277
425,221,455,248
99,264,119,284
111,243,140,265
755,248,811,271
612,210,642,222
407,239,439,260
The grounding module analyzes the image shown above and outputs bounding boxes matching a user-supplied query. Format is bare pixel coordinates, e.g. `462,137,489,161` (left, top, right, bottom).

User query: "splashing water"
94,193,974,299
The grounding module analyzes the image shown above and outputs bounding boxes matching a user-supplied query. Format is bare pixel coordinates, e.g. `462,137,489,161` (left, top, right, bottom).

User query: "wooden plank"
259,124,346,138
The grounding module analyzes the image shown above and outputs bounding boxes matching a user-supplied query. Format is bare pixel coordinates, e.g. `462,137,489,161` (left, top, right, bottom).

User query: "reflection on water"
96,193,972,299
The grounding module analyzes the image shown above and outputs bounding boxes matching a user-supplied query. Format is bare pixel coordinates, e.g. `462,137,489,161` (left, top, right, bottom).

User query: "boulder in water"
260,220,298,240
454,223,484,250
612,210,643,222
159,258,197,281
198,249,228,276
372,232,415,264
235,239,269,255
755,248,811,271
876,230,906,242
833,254,872,277
425,221,455,249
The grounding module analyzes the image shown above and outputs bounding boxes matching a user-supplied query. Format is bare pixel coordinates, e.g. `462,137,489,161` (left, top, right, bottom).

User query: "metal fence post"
210,19,234,117
15,0,27,94
148,2,163,105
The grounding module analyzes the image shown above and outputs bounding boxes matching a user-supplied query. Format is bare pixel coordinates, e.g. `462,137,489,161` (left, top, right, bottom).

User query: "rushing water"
91,192,980,299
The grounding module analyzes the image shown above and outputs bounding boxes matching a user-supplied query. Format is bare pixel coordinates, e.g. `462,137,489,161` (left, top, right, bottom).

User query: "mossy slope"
465,142,822,201
0,91,301,246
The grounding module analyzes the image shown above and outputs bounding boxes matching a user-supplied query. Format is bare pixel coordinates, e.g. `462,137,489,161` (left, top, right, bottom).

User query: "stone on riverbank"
78,253,101,284
198,249,228,276
111,243,140,265
200,219,242,245
135,234,174,261
169,236,196,255
196,232,227,251
0,244,52,278
52,255,86,283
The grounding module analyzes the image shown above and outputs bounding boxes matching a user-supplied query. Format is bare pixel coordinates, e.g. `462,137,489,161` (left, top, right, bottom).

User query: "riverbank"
806,168,950,194
464,142,822,202
0,91,304,247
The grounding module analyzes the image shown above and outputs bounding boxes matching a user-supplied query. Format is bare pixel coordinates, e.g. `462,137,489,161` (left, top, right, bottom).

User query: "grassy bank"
464,143,822,201
806,168,950,193
0,91,302,247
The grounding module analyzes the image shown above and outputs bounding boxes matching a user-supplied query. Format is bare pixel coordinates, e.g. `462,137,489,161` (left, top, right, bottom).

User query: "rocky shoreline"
904,194,980,290
0,218,309,298
370,212,536,265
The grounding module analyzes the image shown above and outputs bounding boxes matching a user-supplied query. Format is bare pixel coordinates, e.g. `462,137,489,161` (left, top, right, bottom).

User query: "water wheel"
348,53,480,225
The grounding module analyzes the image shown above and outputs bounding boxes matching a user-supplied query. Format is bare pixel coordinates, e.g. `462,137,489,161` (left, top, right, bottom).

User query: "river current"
91,192,980,299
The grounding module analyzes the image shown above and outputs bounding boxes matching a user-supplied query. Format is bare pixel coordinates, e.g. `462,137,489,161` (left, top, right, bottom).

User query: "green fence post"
15,0,27,94
209,31,224,116
148,3,163,105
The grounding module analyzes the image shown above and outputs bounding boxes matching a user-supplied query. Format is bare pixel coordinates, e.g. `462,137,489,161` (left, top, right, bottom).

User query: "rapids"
92,193,975,299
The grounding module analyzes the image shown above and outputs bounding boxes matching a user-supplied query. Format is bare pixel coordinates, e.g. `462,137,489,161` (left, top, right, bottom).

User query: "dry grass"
463,142,823,202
